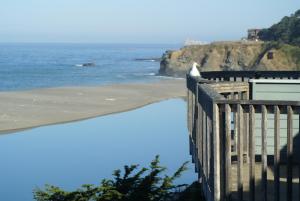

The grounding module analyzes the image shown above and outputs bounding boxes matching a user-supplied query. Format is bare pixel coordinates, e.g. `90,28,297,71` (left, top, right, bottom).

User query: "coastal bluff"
159,41,300,77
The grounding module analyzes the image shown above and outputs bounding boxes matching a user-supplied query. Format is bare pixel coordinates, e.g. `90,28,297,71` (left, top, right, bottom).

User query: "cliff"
159,41,300,77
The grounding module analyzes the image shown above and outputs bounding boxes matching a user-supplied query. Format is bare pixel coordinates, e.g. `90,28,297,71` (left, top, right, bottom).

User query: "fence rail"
187,71,300,201
201,71,300,82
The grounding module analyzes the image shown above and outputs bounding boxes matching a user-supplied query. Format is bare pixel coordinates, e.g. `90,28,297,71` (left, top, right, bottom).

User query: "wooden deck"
187,71,300,201
230,163,299,201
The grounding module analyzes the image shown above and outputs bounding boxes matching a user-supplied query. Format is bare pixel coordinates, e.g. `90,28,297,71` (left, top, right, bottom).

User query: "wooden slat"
213,104,221,201
195,102,199,173
249,105,255,201
261,105,268,201
225,104,232,200
192,92,195,140
234,94,238,153
192,92,195,136
188,89,192,134
207,114,211,187
219,107,225,199
237,104,244,201
243,92,249,162
189,135,193,156
214,98,300,108
274,106,280,201
198,104,203,168
209,82,249,94
287,106,293,201
187,89,190,133
203,109,207,179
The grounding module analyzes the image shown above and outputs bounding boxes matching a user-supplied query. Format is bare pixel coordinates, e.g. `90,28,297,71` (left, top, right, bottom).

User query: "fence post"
213,103,220,201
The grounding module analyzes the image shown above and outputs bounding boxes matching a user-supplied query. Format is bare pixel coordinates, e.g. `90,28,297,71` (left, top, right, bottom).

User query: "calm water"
0,43,179,91
0,99,196,201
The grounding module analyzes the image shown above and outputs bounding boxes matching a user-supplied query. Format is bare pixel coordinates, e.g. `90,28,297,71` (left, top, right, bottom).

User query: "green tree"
259,9,300,46
33,156,189,201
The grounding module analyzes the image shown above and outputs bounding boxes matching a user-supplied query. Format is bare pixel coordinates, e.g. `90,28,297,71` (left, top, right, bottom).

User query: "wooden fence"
187,71,300,201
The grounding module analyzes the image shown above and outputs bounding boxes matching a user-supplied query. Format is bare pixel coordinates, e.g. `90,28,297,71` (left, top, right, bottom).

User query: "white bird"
189,62,201,77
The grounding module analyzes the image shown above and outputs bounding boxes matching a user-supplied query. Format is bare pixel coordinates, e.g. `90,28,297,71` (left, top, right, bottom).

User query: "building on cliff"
247,28,262,40
184,39,209,46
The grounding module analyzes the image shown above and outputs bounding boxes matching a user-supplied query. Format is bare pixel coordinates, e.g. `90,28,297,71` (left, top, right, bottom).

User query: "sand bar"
0,79,186,133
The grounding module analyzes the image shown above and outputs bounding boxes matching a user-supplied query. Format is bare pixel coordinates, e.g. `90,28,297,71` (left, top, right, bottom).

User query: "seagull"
189,62,201,77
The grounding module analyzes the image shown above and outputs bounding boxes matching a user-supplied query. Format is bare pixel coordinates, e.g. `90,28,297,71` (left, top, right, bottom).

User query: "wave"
133,72,156,77
135,58,161,62
146,73,156,76
155,75,185,80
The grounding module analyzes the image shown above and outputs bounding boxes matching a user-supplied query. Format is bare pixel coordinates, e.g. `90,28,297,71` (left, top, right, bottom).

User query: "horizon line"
0,41,184,46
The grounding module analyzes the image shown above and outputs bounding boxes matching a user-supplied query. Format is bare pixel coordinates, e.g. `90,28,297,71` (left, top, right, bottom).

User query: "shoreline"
0,97,184,135
0,79,186,133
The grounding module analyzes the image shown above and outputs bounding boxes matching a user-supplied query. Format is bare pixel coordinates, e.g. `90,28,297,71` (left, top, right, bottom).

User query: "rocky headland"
159,41,300,77
159,9,300,77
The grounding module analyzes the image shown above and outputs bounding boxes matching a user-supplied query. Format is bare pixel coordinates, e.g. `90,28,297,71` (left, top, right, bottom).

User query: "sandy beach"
0,79,186,133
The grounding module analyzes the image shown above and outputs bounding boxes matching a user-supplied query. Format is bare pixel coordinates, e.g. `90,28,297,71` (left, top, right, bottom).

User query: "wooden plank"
202,109,207,178
198,104,203,168
200,70,300,81
261,105,268,201
225,104,232,200
209,82,249,94
213,104,221,201
188,89,192,134
215,99,300,108
274,105,280,201
287,106,293,201
249,105,255,201
243,92,249,162
192,92,195,136
195,102,199,173
234,94,238,153
189,135,193,156
187,89,190,133
207,113,211,187
219,107,225,199
192,92,195,140
237,104,244,201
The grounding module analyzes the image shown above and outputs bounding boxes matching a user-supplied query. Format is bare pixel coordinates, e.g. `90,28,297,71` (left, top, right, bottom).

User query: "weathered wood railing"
187,72,300,201
201,71,300,82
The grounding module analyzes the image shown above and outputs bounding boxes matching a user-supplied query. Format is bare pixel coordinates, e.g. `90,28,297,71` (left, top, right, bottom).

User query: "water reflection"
0,99,196,201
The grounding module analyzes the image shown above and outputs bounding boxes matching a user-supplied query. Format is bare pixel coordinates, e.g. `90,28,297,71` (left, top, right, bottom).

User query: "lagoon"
0,99,196,201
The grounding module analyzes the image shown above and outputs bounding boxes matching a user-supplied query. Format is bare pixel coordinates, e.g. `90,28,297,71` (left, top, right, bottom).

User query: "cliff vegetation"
159,41,300,77
259,9,300,46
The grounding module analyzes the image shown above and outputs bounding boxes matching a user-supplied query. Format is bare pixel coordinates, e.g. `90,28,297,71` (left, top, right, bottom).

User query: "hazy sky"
0,0,299,43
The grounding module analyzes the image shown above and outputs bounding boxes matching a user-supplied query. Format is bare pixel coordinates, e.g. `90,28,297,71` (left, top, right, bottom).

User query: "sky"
0,0,299,44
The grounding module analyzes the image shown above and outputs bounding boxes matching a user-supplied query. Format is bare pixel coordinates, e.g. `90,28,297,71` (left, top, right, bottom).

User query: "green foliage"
175,182,203,201
33,156,189,201
280,44,300,69
258,9,300,46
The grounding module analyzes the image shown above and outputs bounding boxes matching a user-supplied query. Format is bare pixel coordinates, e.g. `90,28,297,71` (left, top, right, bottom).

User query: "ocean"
0,43,180,91
0,43,195,201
